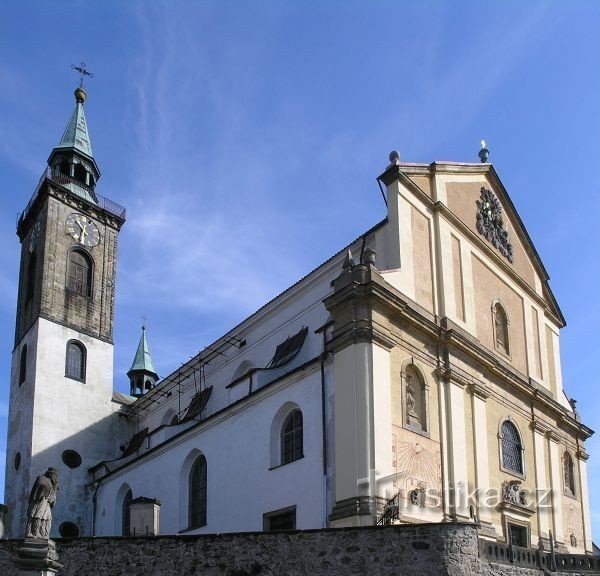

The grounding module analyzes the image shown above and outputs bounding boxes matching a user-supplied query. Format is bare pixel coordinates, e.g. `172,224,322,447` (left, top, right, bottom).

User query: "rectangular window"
263,506,296,531
507,523,528,548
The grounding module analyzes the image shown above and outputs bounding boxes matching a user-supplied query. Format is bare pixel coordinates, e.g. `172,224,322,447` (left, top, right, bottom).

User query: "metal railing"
18,168,126,226
376,492,400,526
479,539,600,573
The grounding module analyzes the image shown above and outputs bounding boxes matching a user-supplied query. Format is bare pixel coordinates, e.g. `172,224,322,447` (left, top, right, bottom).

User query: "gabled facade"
3,89,594,555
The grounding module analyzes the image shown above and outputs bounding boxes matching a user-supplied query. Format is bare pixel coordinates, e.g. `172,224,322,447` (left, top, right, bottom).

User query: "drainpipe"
320,352,329,528
91,480,101,536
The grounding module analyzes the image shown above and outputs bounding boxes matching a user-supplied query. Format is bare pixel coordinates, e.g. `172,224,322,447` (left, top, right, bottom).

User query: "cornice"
546,430,562,444
469,382,490,401
530,419,550,435
323,272,593,437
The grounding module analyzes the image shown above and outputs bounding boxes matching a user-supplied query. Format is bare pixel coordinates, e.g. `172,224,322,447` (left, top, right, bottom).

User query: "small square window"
263,506,296,531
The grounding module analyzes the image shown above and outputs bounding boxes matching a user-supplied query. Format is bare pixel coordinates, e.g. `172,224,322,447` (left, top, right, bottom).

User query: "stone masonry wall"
0,524,596,576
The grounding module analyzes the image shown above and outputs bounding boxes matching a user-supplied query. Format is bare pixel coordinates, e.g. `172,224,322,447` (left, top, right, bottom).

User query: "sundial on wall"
476,187,514,263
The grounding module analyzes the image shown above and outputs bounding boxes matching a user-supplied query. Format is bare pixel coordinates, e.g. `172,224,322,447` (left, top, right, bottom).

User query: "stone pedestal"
16,538,63,575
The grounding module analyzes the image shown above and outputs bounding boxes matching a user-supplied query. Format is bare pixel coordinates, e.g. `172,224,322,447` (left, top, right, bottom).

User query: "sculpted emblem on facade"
501,480,527,507
476,187,514,263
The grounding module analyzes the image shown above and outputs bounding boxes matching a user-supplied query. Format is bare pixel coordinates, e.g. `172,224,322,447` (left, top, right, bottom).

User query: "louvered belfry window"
67,250,92,297
189,455,207,529
281,409,303,465
501,420,523,474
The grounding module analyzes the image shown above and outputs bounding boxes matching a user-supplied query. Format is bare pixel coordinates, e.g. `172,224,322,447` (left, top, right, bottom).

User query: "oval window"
14,452,21,471
59,522,80,538
62,450,82,469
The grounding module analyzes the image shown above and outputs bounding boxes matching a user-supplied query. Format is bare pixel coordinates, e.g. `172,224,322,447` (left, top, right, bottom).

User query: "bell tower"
4,84,127,538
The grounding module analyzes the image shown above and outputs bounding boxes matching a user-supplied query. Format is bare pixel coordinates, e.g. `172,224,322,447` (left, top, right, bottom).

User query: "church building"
3,85,594,556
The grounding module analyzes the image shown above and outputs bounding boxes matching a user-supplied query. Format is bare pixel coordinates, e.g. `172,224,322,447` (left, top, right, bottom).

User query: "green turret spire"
128,326,159,397
47,87,101,205
55,87,94,158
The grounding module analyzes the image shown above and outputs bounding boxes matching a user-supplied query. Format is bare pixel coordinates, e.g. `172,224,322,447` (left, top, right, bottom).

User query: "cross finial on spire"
142,315,147,330
71,61,94,88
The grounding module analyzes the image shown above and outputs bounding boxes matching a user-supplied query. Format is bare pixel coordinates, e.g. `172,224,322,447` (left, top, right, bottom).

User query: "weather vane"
71,61,94,87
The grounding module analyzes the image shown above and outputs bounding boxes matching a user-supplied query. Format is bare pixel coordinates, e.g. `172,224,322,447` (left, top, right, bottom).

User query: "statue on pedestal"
25,468,59,539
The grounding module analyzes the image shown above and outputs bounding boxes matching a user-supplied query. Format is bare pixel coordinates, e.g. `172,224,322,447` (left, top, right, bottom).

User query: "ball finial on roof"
389,150,401,165
74,86,87,104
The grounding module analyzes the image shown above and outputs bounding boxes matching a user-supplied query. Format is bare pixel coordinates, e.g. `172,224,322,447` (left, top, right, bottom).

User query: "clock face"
28,221,41,253
65,213,100,248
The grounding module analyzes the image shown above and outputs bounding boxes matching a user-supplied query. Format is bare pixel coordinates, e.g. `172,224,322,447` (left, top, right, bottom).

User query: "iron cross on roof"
71,61,94,87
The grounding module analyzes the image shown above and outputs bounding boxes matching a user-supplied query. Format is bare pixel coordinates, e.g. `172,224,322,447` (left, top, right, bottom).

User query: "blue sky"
1,1,598,539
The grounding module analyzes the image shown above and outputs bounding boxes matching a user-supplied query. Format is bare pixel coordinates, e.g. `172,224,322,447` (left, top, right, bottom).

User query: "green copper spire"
127,326,158,379
55,87,94,158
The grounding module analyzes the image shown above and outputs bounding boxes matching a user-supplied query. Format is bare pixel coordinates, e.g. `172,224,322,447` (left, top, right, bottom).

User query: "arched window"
188,455,207,529
65,340,86,382
59,161,71,177
500,420,523,475
19,344,28,386
493,301,510,355
74,163,88,185
281,409,303,465
563,451,575,496
122,488,132,536
115,484,133,536
67,249,93,297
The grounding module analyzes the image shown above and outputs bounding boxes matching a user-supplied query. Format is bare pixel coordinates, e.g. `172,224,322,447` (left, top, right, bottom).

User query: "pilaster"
546,430,564,545
469,383,492,527
446,377,469,520
576,448,593,554
530,419,551,544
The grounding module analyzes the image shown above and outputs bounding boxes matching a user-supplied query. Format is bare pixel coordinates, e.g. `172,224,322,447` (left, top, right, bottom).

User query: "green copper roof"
55,100,94,158
128,327,158,377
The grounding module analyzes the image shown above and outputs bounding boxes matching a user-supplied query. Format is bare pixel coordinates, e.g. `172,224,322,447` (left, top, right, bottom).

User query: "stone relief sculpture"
25,468,59,539
501,480,527,507
476,187,514,262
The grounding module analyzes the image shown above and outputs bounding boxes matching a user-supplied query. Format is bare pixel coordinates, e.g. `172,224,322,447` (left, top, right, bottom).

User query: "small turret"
128,326,159,397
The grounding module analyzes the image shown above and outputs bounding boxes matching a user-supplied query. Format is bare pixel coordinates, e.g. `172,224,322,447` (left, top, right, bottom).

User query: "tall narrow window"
493,302,510,355
563,451,575,496
189,455,207,529
65,340,86,382
19,344,28,385
25,254,36,303
67,249,93,297
281,409,303,465
501,420,523,475
122,488,132,536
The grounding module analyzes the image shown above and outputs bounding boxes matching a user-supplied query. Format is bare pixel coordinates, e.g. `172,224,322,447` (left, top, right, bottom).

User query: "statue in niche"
502,480,527,507
405,374,420,425
25,468,59,539
570,533,577,547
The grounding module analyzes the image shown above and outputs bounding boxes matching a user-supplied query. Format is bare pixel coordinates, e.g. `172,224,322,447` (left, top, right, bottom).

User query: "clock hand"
79,224,88,244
